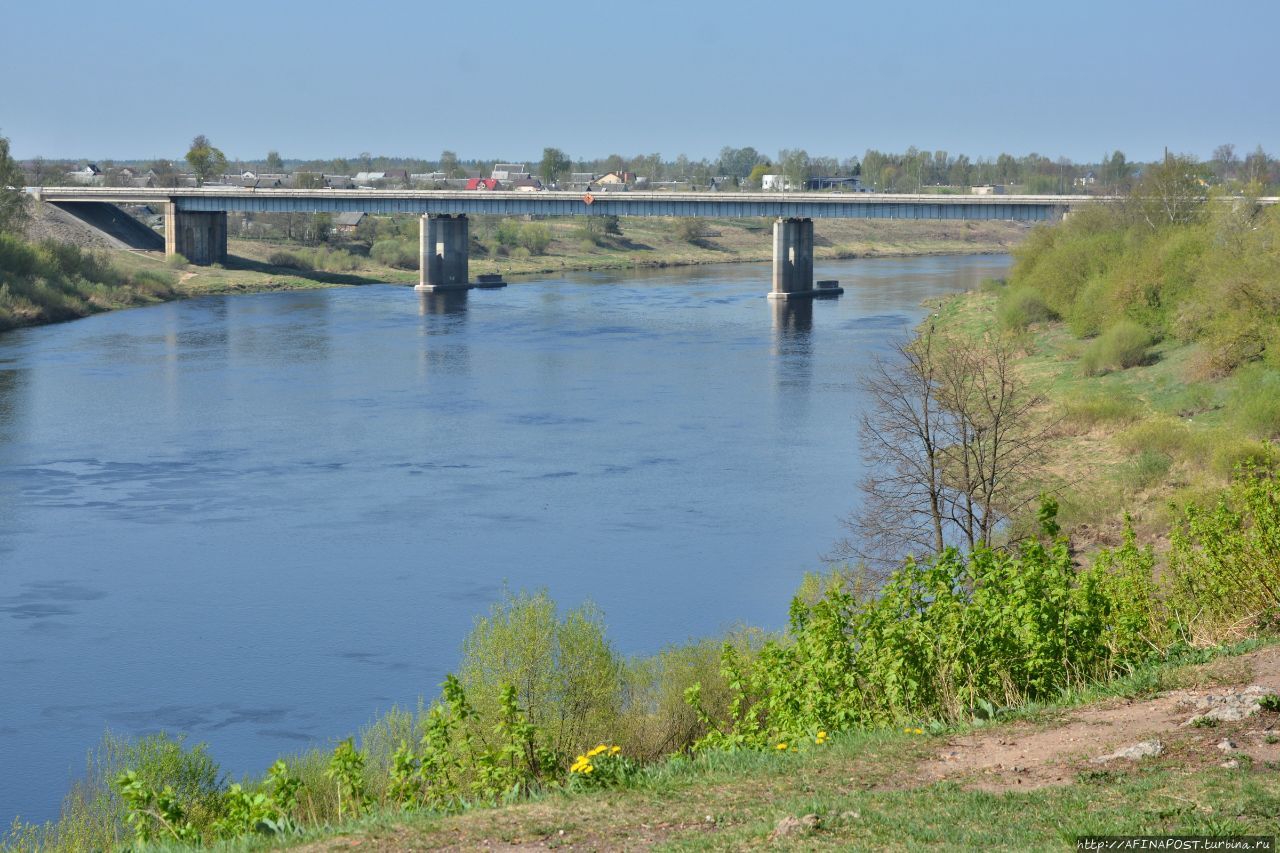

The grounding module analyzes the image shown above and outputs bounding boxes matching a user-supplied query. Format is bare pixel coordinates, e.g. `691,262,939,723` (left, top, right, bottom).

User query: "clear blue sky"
5,0,1277,165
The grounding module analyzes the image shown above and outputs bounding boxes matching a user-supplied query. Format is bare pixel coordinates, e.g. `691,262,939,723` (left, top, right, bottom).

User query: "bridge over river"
32,187,1102,298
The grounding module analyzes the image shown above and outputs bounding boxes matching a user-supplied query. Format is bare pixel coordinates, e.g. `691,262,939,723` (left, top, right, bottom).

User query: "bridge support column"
417,214,470,292
164,204,227,265
769,217,813,298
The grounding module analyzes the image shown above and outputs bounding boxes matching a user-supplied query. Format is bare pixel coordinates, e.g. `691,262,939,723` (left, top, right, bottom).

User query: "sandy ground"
916,646,1280,792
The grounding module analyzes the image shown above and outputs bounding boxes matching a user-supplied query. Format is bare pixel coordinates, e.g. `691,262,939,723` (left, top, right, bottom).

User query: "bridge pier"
417,214,470,292
769,217,814,298
768,217,841,299
164,204,227,265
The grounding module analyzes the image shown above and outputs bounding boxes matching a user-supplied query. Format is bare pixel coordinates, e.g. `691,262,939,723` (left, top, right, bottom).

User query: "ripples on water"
0,255,1008,820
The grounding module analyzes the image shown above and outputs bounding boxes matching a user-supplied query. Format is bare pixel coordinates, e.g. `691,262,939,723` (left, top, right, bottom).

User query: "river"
0,254,1009,822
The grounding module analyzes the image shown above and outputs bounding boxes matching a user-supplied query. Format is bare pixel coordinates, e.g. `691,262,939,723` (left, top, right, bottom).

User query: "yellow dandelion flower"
588,744,608,757
775,742,788,750
610,746,621,755
582,764,593,774
914,727,924,735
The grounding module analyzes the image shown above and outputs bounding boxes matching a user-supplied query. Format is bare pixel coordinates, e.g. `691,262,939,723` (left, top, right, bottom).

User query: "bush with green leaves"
458,589,622,764
370,238,417,269
1168,457,1280,642
518,222,552,254
997,287,1057,330
687,501,1171,747
1081,320,1153,375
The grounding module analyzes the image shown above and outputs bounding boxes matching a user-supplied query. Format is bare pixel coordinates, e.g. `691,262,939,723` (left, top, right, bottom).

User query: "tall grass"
0,233,176,330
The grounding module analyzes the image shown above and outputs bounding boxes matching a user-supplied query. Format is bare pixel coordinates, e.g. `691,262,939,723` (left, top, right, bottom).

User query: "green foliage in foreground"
0,233,176,330
8,468,1280,849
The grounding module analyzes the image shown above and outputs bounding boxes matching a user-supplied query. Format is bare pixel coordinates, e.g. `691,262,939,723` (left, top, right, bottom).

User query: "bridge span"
32,187,1095,298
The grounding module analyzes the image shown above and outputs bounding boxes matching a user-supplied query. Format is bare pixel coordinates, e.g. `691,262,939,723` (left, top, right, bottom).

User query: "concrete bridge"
33,187,1095,298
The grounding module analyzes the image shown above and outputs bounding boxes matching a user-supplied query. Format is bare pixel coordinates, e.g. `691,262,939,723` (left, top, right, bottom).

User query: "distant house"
466,178,502,190
511,177,543,192
353,171,386,184
970,184,1006,195
410,172,448,185
491,163,530,181
595,171,635,186
66,164,103,185
333,212,366,234
325,174,356,189
239,172,287,188
804,176,864,191
1074,171,1097,188
761,174,792,191
568,172,596,189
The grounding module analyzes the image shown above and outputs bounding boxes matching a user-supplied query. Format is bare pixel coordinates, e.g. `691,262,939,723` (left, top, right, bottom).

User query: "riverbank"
4,215,1028,333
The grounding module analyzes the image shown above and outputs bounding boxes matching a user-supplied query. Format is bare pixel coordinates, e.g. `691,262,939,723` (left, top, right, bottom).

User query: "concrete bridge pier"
769,217,814,298
418,214,470,292
164,204,227,265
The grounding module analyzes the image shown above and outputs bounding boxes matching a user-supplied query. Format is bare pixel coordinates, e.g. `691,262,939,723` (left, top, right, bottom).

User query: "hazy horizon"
5,0,1277,165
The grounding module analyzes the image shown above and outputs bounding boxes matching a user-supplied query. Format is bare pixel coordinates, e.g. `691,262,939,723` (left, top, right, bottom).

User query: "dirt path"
916,646,1280,792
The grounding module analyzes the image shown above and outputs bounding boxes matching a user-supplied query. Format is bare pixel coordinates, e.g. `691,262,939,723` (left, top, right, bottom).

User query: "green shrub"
1230,367,1280,440
996,287,1056,330
495,219,522,248
267,250,311,270
1117,417,1195,458
518,222,552,254
1118,450,1173,491
370,239,416,270
1169,460,1280,642
458,590,623,763
1081,320,1153,375
1060,392,1142,430
1211,437,1274,479
165,253,189,269
675,217,707,244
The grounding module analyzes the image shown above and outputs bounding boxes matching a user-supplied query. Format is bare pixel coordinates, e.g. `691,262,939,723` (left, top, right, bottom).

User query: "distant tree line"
14,137,1280,196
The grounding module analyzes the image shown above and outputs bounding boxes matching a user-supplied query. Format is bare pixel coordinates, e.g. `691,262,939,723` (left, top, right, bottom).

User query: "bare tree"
832,324,1055,572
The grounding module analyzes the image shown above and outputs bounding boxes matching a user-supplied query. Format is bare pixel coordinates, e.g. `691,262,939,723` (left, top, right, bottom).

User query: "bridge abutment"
164,205,227,265
417,214,470,292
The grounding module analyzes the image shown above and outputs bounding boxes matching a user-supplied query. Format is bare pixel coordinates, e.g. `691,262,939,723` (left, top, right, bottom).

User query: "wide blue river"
0,254,1008,822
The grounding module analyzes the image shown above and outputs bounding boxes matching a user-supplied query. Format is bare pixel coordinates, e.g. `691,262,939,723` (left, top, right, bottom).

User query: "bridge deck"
31,188,1101,221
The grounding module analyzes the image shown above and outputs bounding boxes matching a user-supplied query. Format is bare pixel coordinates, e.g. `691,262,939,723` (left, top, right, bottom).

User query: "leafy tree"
1099,151,1134,191
778,148,810,190
185,135,227,186
1124,153,1208,230
265,150,284,172
1241,145,1273,187
718,146,765,179
746,163,771,189
1211,143,1238,183
539,147,571,184
439,149,460,178
0,133,28,234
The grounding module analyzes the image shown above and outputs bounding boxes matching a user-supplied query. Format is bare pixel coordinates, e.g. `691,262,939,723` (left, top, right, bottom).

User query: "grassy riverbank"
930,196,1280,550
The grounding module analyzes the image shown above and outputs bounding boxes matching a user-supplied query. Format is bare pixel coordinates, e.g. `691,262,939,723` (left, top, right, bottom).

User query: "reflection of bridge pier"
418,289,469,315
417,214,471,292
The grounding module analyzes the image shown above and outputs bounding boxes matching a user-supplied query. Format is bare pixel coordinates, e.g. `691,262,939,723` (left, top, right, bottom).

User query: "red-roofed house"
466,178,502,190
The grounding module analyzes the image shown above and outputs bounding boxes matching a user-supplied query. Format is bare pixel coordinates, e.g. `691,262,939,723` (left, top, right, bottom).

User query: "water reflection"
417,290,468,318
771,298,814,402
417,290,469,377
229,292,331,365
